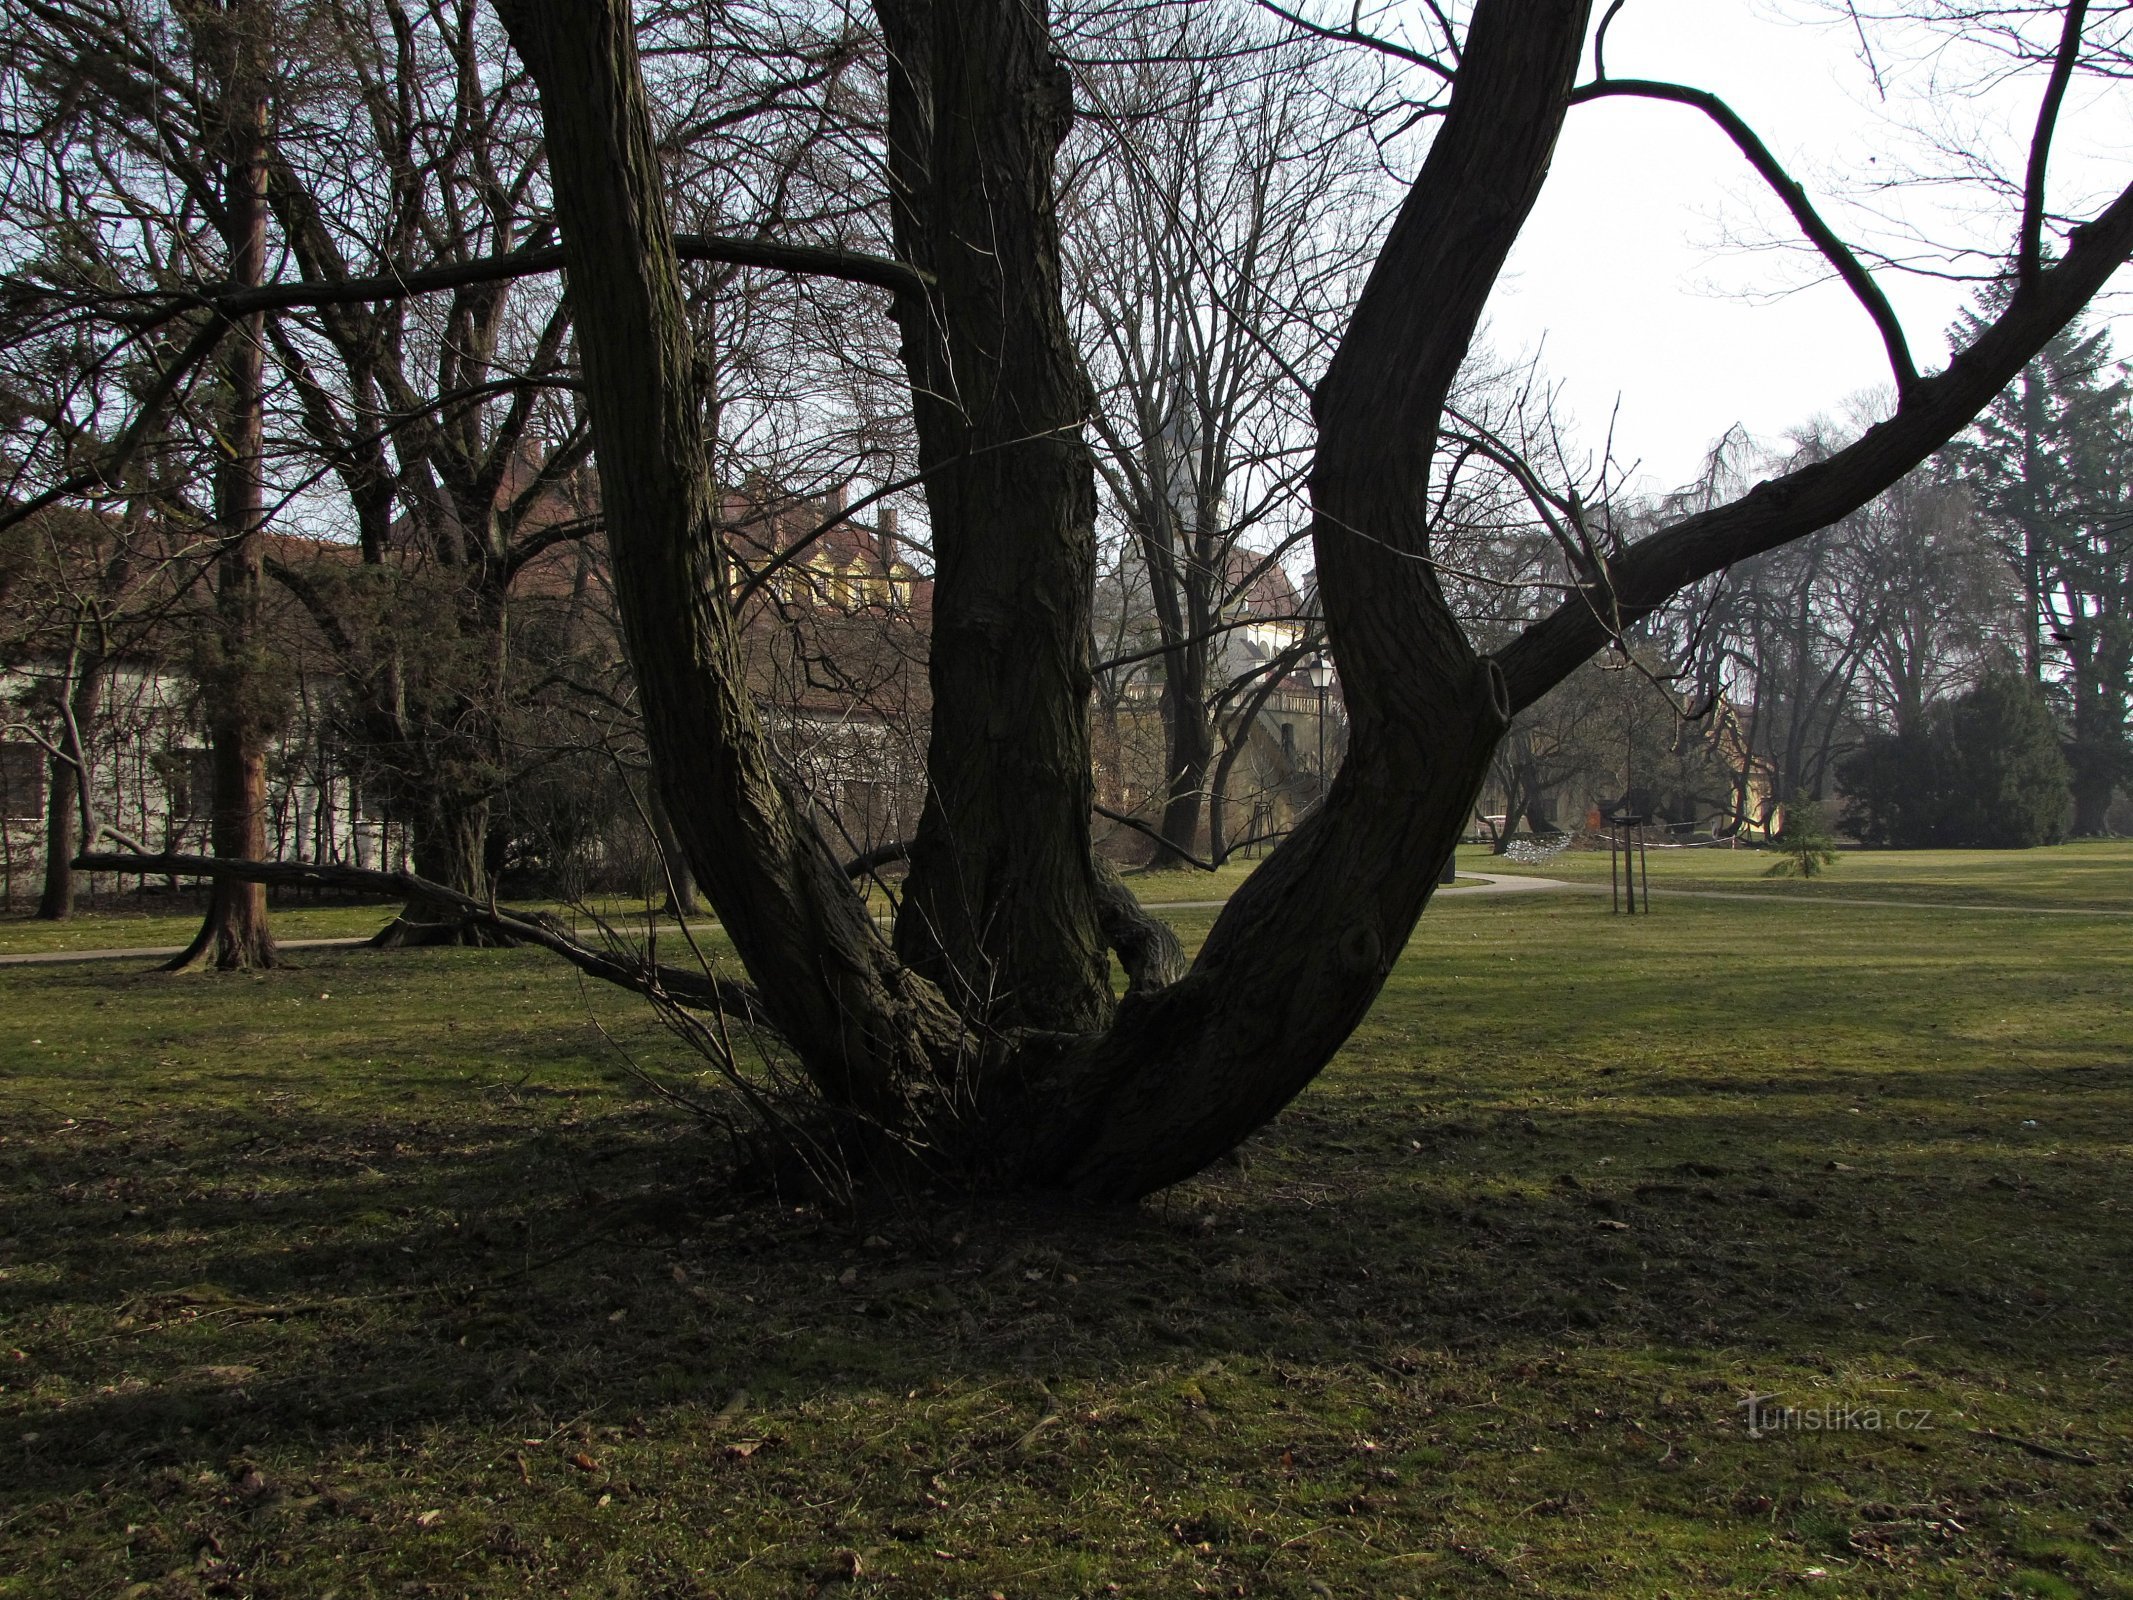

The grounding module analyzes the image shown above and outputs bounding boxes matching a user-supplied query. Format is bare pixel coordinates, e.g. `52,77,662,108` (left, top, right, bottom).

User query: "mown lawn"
0,898,715,959
2,869,2129,1598
1476,835,2133,912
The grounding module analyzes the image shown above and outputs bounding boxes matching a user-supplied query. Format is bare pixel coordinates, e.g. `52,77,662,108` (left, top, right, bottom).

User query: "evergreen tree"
1947,294,2133,833
1839,671,2069,847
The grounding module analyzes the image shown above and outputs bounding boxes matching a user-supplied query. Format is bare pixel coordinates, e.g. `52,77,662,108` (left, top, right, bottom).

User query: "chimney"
824,482,846,517
877,506,898,573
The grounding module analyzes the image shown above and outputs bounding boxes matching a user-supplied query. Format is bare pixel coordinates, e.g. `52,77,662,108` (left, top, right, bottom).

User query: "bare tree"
46,0,2133,1201
1067,3,1392,866
465,0,2133,1203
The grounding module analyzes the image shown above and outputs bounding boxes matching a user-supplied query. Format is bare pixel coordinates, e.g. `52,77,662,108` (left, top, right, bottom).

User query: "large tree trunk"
496,0,967,1140
170,1,277,974
874,0,1112,1032
491,0,2133,1205
370,791,507,946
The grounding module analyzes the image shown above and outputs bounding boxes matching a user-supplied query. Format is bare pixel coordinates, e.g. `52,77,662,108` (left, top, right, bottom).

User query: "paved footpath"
1139,871,1575,912
1579,884,2133,917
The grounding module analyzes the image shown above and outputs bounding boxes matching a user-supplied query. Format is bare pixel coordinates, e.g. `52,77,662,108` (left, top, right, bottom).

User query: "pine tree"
1947,293,2133,834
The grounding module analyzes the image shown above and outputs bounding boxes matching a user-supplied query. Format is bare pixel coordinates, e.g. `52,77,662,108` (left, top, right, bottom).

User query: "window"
1280,723,1295,761
0,742,43,822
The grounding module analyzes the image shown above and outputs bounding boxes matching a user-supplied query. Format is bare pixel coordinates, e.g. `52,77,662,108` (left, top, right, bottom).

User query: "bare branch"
15,233,932,334
1251,1,1456,80
1496,174,2133,713
2021,0,2089,284
0,316,228,537
1570,78,1919,396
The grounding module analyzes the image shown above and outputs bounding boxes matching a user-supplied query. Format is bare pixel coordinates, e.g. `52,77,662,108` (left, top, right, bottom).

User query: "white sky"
1483,0,2133,494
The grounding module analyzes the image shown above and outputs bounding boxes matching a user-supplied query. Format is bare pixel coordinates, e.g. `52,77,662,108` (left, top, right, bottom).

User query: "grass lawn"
3,868,2131,1597
1473,835,2133,912
0,899,718,959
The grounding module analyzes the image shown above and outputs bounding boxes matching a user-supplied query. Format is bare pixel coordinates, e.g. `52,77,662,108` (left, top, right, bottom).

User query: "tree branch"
1251,0,1456,81
1570,78,1918,396
1092,859,1188,996
0,316,228,538
841,839,910,879
72,851,766,1022
1496,173,2133,713
46,233,932,331
2021,0,2088,284
1093,802,1216,871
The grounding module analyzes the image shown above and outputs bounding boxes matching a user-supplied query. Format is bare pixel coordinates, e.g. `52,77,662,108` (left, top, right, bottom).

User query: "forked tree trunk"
497,0,1576,1197
494,0,2133,1203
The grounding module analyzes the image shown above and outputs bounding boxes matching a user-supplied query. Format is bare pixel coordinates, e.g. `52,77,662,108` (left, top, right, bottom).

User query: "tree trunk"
496,0,967,1139
38,657,109,919
874,0,1112,1033
36,748,76,920
169,2,277,973
1152,692,1213,870
648,784,700,916
370,793,506,946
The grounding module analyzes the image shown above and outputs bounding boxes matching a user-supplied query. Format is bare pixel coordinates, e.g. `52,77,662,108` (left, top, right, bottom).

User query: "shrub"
1838,672,2070,847
1764,799,1840,877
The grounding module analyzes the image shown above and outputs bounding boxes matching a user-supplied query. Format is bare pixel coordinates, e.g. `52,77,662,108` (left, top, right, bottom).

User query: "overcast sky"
1480,0,2133,495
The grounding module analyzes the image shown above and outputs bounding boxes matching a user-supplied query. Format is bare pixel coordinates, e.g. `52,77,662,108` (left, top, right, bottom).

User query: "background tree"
1840,668,2071,846
1949,300,2133,834
2,0,296,966
1067,3,1390,866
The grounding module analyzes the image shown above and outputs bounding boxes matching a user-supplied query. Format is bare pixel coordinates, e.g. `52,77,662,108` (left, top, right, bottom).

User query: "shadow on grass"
9,1067,2123,1488
4,926,2131,1599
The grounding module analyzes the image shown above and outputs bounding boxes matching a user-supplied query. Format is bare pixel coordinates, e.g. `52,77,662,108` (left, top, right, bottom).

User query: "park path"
1139,870,1576,912
1568,884,2133,917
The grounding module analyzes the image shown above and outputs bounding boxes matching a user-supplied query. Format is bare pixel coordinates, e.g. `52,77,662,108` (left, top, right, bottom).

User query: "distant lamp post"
1304,654,1334,803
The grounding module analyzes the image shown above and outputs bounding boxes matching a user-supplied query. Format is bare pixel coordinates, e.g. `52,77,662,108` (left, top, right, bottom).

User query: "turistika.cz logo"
1738,1393,1933,1437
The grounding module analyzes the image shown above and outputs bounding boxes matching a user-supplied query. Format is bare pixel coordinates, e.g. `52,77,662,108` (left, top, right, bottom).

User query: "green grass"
1472,835,2133,911
0,901,395,956
3,867,2132,1597
0,898,720,958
